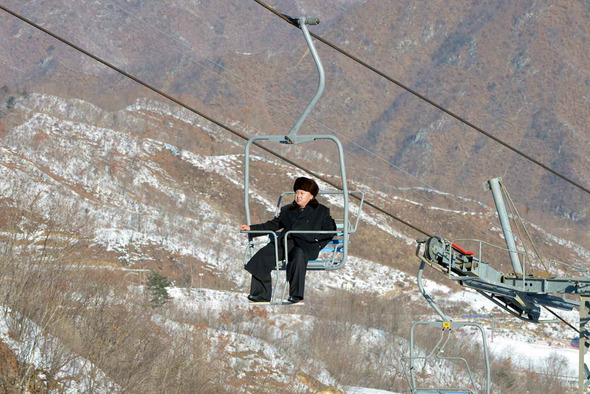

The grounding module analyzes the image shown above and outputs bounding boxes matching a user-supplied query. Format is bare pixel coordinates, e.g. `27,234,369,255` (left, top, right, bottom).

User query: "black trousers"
245,241,309,300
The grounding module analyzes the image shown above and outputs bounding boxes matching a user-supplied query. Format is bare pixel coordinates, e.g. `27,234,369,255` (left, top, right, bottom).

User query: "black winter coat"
250,199,336,260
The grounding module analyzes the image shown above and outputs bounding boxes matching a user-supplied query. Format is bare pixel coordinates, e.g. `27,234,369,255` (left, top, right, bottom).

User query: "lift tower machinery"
405,177,590,393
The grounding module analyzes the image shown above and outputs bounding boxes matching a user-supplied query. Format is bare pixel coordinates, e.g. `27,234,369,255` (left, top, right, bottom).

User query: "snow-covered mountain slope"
0,93,586,392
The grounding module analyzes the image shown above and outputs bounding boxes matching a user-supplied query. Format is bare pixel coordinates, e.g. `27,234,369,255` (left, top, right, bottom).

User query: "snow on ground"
123,98,239,147
354,208,415,246
529,222,590,263
164,287,341,392
488,335,580,376
206,328,313,390
167,286,403,392
0,307,118,392
179,151,243,188
440,287,582,377
346,388,399,394
309,254,450,296
168,287,249,319
168,281,584,387
445,289,498,311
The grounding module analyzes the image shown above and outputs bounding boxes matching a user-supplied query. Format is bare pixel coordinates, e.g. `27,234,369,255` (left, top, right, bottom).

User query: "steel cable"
0,3,431,238
252,0,590,196
5,3,588,336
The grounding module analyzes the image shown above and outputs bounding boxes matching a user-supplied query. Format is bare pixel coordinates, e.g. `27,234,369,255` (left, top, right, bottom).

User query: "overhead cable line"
543,306,583,336
110,0,565,255
0,4,430,238
253,0,590,197
108,0,503,240
4,4,584,335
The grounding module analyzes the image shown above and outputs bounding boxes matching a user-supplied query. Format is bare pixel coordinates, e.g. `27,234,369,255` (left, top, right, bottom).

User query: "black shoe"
287,296,303,304
248,295,270,303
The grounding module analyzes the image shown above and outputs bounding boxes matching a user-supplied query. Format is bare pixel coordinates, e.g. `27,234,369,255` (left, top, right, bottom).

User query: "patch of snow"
346,388,399,394
488,335,580,377
530,222,590,263
0,307,118,392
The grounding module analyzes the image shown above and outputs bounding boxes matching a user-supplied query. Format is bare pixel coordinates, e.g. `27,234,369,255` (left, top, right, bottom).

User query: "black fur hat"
293,177,319,197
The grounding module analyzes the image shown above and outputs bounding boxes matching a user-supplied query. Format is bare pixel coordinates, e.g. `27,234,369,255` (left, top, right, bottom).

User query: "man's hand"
239,224,251,231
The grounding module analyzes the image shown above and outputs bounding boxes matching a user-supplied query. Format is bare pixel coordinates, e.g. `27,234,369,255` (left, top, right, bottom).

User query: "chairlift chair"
241,16,364,304
401,242,491,394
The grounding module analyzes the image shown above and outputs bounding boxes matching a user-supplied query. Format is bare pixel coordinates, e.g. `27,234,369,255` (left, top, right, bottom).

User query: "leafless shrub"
0,181,224,392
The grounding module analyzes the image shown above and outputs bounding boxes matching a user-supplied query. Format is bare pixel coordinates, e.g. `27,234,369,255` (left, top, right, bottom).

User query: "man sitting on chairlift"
239,177,336,304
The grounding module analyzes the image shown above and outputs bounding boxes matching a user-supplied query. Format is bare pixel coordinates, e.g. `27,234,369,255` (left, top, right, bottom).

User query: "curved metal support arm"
286,16,325,139
416,244,451,322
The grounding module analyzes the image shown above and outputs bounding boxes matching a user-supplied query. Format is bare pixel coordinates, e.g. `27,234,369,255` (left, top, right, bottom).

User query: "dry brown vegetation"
1,6,587,386
0,184,223,393
0,176,578,393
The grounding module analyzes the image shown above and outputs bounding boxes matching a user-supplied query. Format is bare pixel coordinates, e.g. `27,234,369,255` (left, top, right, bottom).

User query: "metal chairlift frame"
413,176,590,393
242,16,360,304
401,244,491,394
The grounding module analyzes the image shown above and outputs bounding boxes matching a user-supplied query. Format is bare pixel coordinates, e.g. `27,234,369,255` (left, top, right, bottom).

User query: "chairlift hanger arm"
256,0,590,197
285,16,324,141
242,14,353,275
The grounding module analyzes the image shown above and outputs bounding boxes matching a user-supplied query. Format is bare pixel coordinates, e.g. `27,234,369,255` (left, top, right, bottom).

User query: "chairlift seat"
267,231,346,271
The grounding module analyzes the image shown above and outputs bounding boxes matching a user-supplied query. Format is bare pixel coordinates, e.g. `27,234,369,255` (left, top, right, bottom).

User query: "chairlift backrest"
275,190,364,271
